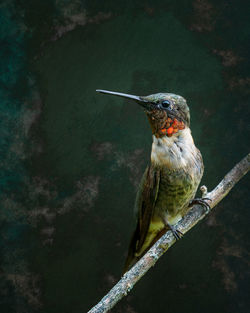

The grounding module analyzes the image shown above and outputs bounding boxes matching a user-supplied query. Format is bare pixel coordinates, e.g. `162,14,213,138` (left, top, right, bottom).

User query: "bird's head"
96,90,190,138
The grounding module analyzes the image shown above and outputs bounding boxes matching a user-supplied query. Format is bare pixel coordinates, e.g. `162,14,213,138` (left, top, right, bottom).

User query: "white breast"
151,128,198,170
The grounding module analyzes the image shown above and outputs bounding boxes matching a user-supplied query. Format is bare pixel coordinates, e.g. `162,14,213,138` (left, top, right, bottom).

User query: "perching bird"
96,89,209,273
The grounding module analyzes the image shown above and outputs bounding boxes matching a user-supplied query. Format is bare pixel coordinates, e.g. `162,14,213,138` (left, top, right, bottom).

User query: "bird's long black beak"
96,89,150,109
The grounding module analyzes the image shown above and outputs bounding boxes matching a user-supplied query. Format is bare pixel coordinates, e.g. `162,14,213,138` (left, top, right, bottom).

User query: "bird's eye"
161,100,172,108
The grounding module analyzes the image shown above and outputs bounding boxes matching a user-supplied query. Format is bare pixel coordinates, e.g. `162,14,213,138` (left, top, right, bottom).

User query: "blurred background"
0,0,249,312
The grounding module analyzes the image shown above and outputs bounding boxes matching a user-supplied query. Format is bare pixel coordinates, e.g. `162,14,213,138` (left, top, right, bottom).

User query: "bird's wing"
123,165,160,273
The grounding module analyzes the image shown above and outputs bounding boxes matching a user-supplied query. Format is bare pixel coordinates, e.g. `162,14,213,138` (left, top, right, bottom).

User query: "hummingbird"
96,89,210,273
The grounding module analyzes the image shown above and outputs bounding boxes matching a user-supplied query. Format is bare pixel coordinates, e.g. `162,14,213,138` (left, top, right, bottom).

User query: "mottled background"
0,0,249,312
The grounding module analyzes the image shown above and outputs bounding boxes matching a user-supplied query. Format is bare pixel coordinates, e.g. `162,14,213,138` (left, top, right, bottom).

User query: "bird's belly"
154,169,198,221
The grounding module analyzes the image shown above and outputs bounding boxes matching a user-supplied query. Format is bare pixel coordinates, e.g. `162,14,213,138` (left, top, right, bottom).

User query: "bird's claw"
163,217,184,240
167,224,183,240
189,197,211,213
172,228,183,240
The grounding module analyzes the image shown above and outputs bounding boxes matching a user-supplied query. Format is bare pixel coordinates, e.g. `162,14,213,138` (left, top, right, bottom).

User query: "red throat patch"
147,110,185,138
159,118,185,137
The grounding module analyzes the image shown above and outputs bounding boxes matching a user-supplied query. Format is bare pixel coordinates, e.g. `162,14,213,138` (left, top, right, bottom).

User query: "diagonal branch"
88,153,250,313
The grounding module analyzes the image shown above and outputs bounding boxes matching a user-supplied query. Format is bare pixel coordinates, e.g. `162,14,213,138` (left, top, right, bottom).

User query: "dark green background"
0,0,249,312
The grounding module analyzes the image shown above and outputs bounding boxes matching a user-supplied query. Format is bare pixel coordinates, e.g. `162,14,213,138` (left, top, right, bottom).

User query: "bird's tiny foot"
162,216,183,240
168,224,183,240
189,197,211,213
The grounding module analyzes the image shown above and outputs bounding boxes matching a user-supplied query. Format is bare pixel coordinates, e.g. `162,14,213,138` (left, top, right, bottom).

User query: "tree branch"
88,153,250,313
